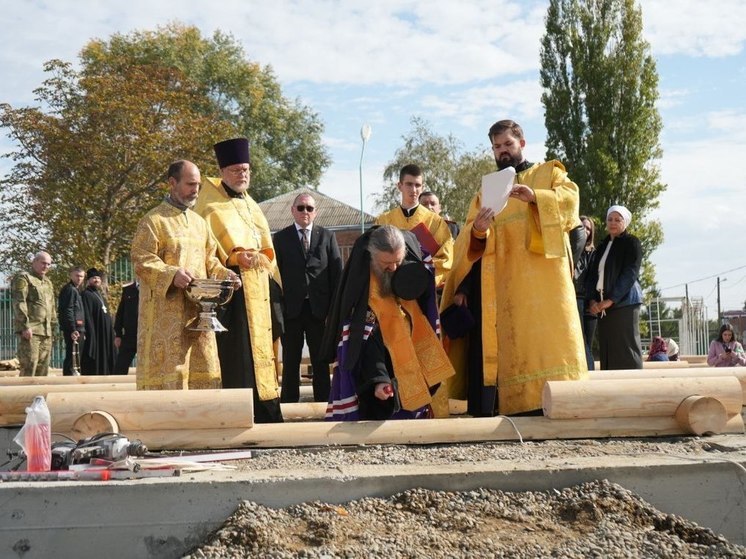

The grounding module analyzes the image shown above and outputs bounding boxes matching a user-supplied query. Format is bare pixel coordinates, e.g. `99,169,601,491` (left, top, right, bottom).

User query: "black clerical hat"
391,261,430,301
440,303,475,339
213,138,250,169
86,268,102,280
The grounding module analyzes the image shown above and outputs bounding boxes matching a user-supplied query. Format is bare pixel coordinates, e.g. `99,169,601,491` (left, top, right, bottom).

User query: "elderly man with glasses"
194,138,283,423
273,192,343,403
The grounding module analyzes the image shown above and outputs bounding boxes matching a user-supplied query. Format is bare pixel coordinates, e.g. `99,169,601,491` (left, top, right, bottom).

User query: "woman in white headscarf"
585,205,643,369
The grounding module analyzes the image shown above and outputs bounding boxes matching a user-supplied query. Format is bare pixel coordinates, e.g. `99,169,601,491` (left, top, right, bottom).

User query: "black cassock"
80,287,117,375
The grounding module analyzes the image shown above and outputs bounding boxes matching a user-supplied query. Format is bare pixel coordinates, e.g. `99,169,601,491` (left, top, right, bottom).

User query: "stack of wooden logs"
0,363,742,451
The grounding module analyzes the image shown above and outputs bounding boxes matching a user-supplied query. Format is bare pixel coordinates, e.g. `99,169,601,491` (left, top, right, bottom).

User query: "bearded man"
322,225,454,421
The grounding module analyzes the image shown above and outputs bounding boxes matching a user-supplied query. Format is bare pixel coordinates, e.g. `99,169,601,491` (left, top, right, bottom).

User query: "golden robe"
132,201,232,390
440,161,587,415
375,205,454,287
193,177,279,401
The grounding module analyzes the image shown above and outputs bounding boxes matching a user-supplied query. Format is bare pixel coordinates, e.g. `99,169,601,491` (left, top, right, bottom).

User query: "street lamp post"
717,277,727,323
359,123,371,233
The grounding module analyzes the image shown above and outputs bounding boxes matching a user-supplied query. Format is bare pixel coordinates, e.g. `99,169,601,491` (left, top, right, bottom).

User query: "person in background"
707,323,746,367
573,216,597,370
12,251,57,377
113,281,139,375
376,165,454,289
419,191,461,240
667,338,680,361
647,336,669,362
57,266,86,376
274,192,343,403
586,205,643,370
80,268,117,375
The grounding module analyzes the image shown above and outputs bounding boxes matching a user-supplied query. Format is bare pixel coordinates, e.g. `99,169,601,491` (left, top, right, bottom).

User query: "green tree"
540,0,665,292
0,23,330,283
0,59,229,284
377,117,493,224
81,23,330,201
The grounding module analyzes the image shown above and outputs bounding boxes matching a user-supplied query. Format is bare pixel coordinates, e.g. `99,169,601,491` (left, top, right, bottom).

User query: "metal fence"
0,286,66,367
0,258,134,368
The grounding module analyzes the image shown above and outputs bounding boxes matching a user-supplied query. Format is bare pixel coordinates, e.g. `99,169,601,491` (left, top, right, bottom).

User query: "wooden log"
47,389,254,432
542,377,742,419
589,367,746,401
280,402,327,421
116,414,745,450
0,375,135,386
594,360,690,370
0,383,134,426
674,396,727,436
680,355,708,364
70,411,120,439
644,360,692,369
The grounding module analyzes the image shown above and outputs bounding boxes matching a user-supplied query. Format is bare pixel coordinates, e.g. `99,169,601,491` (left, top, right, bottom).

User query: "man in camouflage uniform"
12,252,57,376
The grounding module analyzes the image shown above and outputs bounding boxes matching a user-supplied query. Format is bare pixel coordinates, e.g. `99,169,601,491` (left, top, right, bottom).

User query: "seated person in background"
667,338,680,361
647,336,669,361
321,225,455,420
707,323,746,367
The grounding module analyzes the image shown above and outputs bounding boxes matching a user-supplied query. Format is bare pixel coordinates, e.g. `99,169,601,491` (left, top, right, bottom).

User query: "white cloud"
641,0,746,57
650,124,746,311
420,79,544,128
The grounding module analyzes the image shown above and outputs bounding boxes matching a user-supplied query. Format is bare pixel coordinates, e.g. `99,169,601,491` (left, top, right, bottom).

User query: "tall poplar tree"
540,0,665,289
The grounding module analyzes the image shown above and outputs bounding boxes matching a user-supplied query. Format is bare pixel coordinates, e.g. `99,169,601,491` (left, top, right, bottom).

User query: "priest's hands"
374,382,395,401
172,268,195,289
473,207,495,234
510,183,536,204
227,271,242,289
237,249,271,271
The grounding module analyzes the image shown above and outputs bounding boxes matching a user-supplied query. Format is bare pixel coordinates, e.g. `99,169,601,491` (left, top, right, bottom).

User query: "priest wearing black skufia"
80,268,117,375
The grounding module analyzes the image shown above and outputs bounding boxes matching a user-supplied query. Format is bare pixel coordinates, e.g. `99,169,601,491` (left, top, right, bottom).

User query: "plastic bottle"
18,395,52,472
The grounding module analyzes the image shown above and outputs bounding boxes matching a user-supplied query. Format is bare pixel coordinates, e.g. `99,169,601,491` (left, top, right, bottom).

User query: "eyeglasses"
296,205,315,212
227,167,251,176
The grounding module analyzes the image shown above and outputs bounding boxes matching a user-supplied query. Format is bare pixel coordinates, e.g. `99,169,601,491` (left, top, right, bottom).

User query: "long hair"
717,323,736,343
580,215,595,249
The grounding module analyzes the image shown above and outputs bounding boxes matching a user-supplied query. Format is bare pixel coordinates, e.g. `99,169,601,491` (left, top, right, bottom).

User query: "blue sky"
1,0,745,317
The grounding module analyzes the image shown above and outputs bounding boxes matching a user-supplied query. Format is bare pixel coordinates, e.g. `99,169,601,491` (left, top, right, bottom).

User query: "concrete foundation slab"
0,435,744,559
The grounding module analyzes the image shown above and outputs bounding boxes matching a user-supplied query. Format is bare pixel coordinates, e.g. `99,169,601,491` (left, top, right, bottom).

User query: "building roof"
258,188,376,232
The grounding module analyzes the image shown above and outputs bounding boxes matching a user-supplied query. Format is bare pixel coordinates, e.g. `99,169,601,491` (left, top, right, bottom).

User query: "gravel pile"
179,437,746,558
184,479,746,558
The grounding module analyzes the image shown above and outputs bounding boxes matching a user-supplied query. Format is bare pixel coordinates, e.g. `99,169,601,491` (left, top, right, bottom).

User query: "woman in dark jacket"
573,216,597,370
586,205,643,370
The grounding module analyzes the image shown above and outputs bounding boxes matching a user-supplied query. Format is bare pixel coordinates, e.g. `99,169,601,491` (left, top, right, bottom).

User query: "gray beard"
373,266,394,297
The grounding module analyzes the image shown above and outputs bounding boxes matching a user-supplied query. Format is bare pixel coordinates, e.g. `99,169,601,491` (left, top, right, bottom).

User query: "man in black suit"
274,192,343,402
57,266,86,376
113,281,139,375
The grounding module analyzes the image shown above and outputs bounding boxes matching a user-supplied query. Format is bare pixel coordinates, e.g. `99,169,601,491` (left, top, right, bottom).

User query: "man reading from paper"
441,119,587,417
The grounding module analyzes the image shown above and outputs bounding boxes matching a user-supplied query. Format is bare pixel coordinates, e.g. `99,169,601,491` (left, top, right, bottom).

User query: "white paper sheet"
481,167,515,214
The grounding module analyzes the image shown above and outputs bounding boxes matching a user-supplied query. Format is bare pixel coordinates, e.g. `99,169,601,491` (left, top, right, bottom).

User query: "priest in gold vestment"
132,160,238,390
193,137,283,423
440,120,587,416
375,164,453,288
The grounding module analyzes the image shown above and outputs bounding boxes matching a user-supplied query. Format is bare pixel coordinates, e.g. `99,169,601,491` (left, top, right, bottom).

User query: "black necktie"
300,228,309,254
